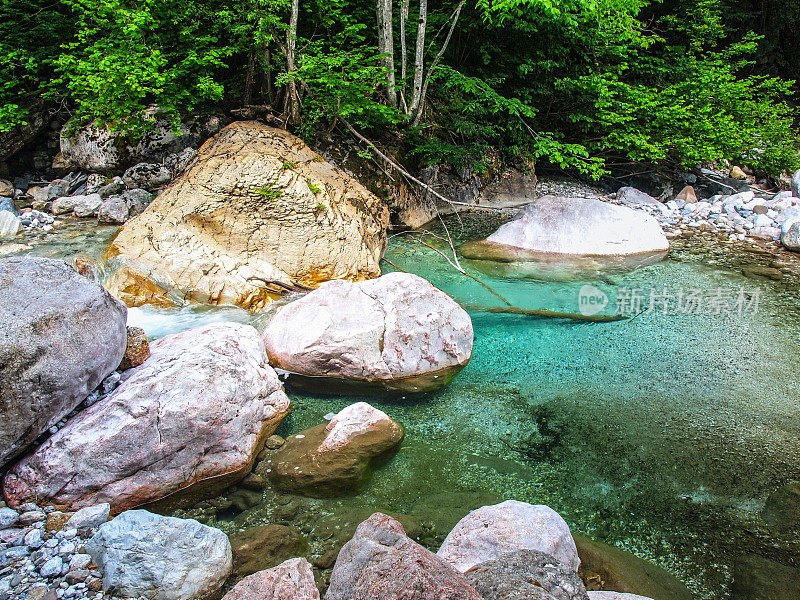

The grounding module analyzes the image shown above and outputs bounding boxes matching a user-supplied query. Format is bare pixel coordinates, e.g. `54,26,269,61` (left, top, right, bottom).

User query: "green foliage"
281,160,297,169
254,183,283,200
308,182,321,194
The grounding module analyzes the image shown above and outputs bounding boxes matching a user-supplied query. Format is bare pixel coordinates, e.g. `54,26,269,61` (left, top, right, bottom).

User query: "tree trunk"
377,0,397,108
413,0,464,125
399,0,409,111
408,0,427,116
244,52,255,106
286,0,301,123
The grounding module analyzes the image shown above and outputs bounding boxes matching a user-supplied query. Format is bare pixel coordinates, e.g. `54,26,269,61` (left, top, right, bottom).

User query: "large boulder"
732,554,800,600
263,402,403,496
0,210,20,238
222,558,319,600
86,510,232,600
326,513,483,600
460,196,669,274
437,500,580,573
60,110,221,173
0,257,127,468
262,272,472,393
3,322,290,512
465,550,589,600
572,534,693,600
763,481,800,532
105,121,389,311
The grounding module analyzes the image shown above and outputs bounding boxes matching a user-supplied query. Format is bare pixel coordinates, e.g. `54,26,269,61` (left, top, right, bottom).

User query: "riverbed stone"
675,186,698,204
122,162,171,190
460,196,669,267
97,196,129,224
616,188,666,214
0,257,127,468
326,513,483,600
791,169,800,198
780,217,800,251
0,508,19,529
65,504,110,532
228,524,308,576
762,481,800,532
3,322,290,512
86,509,232,600
105,121,389,311
465,549,588,600
118,326,150,370
437,500,580,573
72,194,103,217
573,533,693,600
221,558,319,600
0,209,20,238
121,188,152,216
263,402,403,496
262,272,473,393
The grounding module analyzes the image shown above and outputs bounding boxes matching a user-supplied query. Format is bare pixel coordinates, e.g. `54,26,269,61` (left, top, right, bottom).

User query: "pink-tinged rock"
3,322,291,513
262,272,473,394
326,513,483,600
264,402,403,496
222,558,319,600
437,500,580,573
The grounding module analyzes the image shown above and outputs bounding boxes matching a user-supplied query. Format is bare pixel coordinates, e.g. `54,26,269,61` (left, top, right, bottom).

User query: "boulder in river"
0,257,127,468
460,196,669,277
3,322,290,512
780,217,800,251
262,272,473,394
118,326,150,370
222,558,319,600
97,196,130,224
229,524,308,576
86,509,232,600
465,549,589,600
572,533,693,600
326,512,483,600
437,500,580,573
0,209,20,238
105,121,389,311
263,402,403,496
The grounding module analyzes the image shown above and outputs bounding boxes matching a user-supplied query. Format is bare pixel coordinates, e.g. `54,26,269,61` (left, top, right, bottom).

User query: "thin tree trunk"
413,0,464,125
399,0,409,112
244,52,255,106
265,46,274,104
408,0,427,115
377,0,397,107
286,0,301,123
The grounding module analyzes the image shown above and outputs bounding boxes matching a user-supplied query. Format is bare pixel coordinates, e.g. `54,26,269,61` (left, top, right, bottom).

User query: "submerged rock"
460,196,669,277
262,272,473,393
437,500,580,573
221,558,319,600
229,524,308,576
263,402,403,496
3,322,290,512
573,533,693,600
86,510,232,600
0,257,127,468
587,594,653,600
326,513,483,600
762,481,800,533
732,554,800,600
105,121,389,310
465,549,588,600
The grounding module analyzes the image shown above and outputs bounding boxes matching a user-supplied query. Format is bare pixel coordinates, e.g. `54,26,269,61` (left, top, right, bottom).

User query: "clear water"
5,215,800,599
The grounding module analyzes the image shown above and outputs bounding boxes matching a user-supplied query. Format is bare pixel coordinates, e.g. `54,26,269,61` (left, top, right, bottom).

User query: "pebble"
39,557,63,578
0,509,19,530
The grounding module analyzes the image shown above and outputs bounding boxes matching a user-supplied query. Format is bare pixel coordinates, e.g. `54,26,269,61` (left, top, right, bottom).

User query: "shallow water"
5,215,800,599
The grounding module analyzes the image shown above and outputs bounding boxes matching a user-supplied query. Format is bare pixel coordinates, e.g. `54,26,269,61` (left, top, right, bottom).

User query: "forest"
1,0,799,179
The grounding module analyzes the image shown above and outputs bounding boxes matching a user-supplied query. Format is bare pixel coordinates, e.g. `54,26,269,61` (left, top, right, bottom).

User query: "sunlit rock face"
105,121,389,311
460,196,669,279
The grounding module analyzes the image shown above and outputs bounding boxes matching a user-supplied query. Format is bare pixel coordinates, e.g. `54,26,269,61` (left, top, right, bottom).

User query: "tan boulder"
105,121,389,311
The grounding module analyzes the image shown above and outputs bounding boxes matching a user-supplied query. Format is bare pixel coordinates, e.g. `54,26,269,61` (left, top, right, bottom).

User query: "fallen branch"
466,304,626,323
247,277,312,294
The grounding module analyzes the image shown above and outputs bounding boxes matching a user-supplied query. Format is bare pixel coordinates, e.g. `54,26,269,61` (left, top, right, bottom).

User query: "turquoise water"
5,215,800,598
